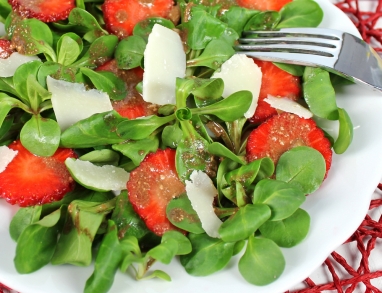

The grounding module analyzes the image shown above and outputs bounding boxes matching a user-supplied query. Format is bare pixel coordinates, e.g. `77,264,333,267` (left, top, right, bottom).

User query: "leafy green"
180,233,235,276
333,108,353,154
278,0,324,28
218,204,271,242
276,146,326,194
259,208,310,247
14,207,66,273
239,236,285,285
303,67,338,120
84,220,123,293
252,179,306,221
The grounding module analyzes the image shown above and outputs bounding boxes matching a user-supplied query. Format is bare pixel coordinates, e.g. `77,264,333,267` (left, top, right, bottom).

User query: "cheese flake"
47,76,113,131
0,53,40,78
264,95,313,118
142,24,186,105
185,170,222,238
212,54,262,118
0,146,18,173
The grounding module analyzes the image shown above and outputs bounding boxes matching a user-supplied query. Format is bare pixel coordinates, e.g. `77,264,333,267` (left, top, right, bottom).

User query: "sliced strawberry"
95,59,120,75
246,112,332,174
112,96,149,119
0,39,14,59
250,60,301,124
8,0,76,23
102,0,175,39
237,0,293,11
0,140,77,207
127,148,186,236
96,60,156,119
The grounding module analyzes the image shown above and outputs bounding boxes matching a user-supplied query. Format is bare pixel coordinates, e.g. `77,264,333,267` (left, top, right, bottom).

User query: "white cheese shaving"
142,24,186,105
0,53,40,77
0,146,18,173
185,170,222,238
47,76,113,131
264,95,313,119
212,54,262,118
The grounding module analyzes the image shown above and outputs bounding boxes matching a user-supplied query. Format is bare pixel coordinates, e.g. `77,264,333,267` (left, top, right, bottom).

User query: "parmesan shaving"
143,24,186,105
0,146,18,173
0,53,40,78
264,95,313,119
212,54,262,118
47,76,113,131
185,170,222,238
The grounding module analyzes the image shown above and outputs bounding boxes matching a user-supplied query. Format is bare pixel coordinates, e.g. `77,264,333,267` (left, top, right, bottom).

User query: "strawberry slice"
96,60,156,119
102,0,175,39
8,0,76,23
0,39,14,59
237,0,293,11
112,96,149,120
127,148,186,236
95,59,120,75
0,140,77,207
246,112,332,174
250,60,301,124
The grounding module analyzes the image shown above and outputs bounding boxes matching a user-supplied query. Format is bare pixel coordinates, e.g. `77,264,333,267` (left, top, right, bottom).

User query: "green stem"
226,118,247,155
214,207,239,218
186,49,202,77
83,197,117,214
175,78,195,109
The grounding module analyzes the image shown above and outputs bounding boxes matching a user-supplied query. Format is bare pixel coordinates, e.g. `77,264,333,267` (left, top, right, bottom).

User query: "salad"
0,0,355,292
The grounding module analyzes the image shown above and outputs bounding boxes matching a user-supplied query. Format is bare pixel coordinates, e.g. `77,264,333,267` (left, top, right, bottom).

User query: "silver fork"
235,27,382,91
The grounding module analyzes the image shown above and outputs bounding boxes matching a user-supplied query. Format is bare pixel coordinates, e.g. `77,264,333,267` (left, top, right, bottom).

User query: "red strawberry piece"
95,59,120,75
237,0,293,11
102,0,175,39
96,60,157,119
8,0,76,23
246,112,332,175
127,148,186,236
0,39,14,59
112,96,149,119
250,60,301,124
96,59,145,81
0,140,77,207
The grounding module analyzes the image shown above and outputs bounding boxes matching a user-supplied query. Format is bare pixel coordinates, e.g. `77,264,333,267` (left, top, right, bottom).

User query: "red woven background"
1,1,382,293
335,0,382,52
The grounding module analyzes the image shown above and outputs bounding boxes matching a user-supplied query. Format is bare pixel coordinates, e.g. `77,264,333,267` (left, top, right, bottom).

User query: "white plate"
2,0,382,292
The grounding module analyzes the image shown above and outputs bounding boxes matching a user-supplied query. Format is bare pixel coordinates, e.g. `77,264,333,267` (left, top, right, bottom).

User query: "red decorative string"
335,0,382,51
286,184,382,293
0,283,14,293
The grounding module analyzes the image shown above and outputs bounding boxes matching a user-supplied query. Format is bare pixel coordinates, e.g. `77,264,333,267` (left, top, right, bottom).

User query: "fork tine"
234,50,336,68
242,27,343,39
236,28,342,67
235,42,338,57
237,29,342,57
235,27,382,91
238,37,339,49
